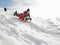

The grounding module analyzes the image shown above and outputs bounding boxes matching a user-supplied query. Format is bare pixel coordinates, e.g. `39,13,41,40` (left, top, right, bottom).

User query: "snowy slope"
0,9,60,45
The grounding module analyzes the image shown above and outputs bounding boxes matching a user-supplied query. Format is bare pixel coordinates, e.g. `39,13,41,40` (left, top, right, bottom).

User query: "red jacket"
19,13,24,20
19,12,30,20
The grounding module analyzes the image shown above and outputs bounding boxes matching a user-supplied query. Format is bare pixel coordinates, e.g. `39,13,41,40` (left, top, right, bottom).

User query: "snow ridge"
0,9,60,45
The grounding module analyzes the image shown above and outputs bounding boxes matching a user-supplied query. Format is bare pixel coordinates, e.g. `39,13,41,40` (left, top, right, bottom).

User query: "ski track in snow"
0,10,60,45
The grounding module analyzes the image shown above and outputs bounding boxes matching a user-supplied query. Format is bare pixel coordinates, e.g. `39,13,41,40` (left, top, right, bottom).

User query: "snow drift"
0,8,60,45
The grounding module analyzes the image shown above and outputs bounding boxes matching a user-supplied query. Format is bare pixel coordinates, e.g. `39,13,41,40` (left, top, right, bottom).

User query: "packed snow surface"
0,9,60,45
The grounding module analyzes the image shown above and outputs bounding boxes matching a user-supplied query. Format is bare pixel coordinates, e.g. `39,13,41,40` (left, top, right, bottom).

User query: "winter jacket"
24,11,27,17
24,11,30,18
19,13,24,20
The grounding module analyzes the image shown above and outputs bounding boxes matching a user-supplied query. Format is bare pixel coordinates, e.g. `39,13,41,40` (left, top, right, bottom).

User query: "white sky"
11,0,60,19
30,0,60,19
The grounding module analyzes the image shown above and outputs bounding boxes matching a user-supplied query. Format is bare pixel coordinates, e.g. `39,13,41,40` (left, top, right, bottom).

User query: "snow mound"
0,9,60,45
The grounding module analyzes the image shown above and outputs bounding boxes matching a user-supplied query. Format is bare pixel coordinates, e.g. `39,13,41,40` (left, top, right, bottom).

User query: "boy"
24,8,31,22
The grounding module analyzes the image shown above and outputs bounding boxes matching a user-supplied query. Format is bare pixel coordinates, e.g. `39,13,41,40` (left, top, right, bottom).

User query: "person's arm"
29,13,30,18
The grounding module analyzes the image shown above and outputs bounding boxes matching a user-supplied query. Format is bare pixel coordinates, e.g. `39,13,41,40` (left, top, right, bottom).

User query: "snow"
0,8,60,45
